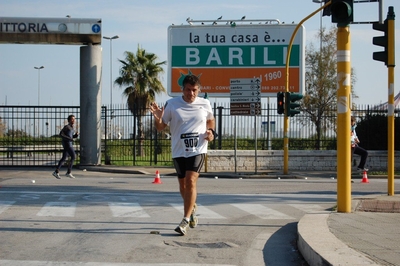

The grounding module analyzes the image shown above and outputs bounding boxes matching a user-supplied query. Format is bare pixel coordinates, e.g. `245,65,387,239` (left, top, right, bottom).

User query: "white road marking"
108,202,150,217
36,202,76,217
0,260,236,266
0,201,15,214
232,203,294,219
170,203,225,219
288,203,328,213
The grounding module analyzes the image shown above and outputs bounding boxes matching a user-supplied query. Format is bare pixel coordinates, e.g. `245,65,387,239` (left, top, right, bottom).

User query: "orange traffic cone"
152,170,162,184
361,170,369,183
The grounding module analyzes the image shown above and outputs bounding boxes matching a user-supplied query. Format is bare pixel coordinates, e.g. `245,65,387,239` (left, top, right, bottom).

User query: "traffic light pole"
387,7,395,196
283,3,329,174
336,26,352,213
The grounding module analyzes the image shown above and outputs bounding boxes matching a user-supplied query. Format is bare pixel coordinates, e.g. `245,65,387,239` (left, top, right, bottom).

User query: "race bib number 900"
180,133,200,154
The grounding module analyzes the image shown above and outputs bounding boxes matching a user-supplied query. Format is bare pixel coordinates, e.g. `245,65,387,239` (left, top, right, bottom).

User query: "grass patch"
369,171,400,175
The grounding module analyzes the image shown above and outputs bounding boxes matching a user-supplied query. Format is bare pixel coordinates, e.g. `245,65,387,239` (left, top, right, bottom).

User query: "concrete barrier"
206,150,400,172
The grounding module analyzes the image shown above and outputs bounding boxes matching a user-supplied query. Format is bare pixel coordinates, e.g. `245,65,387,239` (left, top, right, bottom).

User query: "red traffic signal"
277,92,285,115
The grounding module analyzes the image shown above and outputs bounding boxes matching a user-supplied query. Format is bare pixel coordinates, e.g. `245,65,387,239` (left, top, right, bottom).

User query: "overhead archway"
0,17,103,165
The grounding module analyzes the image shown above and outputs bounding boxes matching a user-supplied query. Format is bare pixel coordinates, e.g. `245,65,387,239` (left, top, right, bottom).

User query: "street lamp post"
312,0,325,151
103,35,119,141
103,35,119,108
34,66,44,105
312,0,323,50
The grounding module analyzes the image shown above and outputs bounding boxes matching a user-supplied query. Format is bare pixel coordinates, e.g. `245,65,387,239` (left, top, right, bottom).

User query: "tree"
115,46,166,157
302,26,357,150
6,129,28,138
0,117,5,137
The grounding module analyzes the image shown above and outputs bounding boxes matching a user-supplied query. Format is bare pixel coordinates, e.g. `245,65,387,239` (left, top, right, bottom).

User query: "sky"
0,0,399,107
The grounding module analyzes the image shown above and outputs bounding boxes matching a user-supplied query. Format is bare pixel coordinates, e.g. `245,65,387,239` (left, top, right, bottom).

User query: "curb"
297,213,380,266
79,166,150,175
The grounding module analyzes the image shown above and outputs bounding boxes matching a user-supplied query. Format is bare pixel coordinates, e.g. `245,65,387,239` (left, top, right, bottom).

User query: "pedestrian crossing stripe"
288,203,327,213
170,203,225,219
0,201,331,219
37,202,77,217
0,260,236,266
232,203,295,219
108,202,150,218
0,201,15,214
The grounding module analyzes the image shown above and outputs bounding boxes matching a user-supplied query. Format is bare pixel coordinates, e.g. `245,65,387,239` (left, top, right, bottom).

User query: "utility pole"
330,0,354,213
281,2,327,174
387,7,395,196
372,6,396,195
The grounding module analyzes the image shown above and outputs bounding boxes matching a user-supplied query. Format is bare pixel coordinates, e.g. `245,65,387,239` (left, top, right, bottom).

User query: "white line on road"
288,203,329,213
108,202,150,217
0,260,236,266
36,202,76,217
170,203,225,219
0,201,15,214
232,203,294,219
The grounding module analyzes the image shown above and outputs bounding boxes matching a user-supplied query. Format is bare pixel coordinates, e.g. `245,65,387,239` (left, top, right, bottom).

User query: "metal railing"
0,103,398,167
0,106,80,167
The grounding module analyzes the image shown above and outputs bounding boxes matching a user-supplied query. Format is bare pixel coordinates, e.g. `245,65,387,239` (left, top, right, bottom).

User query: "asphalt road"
0,169,390,266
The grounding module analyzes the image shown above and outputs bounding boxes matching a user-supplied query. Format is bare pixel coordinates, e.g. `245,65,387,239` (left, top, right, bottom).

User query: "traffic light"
372,20,388,65
331,0,353,25
277,92,285,114
285,92,303,117
322,0,332,17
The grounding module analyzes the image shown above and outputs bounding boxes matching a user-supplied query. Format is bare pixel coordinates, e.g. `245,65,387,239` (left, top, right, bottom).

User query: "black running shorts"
173,154,206,178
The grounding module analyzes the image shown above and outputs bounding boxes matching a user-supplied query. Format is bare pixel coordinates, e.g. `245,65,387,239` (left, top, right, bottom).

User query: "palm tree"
115,46,166,157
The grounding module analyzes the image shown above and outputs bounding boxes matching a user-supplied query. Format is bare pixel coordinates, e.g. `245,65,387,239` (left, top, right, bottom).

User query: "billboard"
168,23,305,97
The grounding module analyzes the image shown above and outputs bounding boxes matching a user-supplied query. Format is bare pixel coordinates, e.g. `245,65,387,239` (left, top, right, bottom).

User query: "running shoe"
357,168,369,172
174,219,189,236
52,171,61,179
66,173,75,178
189,203,198,228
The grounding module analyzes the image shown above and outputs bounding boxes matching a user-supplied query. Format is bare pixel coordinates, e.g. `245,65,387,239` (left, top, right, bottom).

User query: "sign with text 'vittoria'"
167,23,305,97
0,17,102,45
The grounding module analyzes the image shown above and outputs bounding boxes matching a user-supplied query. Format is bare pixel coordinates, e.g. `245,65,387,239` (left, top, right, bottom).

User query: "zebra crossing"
0,199,333,220
0,190,336,266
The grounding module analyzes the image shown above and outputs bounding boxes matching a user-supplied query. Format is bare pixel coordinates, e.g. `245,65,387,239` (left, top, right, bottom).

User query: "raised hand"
149,102,164,121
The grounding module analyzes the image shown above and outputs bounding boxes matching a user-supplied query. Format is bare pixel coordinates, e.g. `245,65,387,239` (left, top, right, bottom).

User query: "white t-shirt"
351,125,359,147
162,96,214,158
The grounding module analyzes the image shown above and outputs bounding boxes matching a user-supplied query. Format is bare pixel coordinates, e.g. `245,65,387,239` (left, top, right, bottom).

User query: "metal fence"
0,106,80,166
0,103,398,167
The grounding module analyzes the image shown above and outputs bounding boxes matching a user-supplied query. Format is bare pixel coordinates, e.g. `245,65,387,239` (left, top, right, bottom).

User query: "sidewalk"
82,166,400,265
298,194,400,266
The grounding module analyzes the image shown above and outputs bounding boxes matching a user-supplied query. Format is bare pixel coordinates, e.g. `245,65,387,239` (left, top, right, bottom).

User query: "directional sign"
168,24,305,97
230,78,261,116
230,97,261,103
230,83,262,98
230,109,261,115
230,90,261,97
231,103,261,109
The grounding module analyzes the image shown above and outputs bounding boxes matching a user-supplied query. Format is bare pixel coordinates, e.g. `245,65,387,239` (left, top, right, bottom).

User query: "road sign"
230,78,261,116
167,23,305,97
